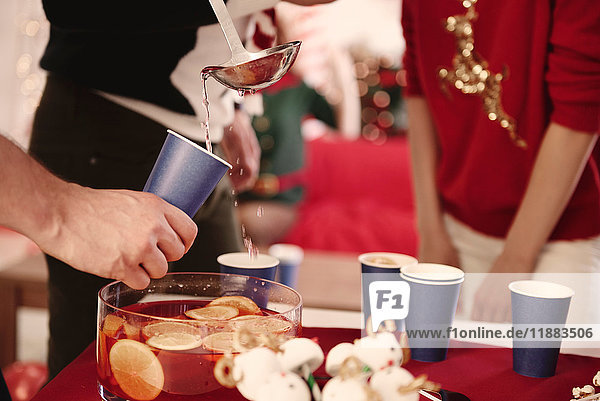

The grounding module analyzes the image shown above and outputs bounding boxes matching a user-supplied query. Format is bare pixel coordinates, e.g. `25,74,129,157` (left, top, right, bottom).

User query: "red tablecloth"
31,327,599,401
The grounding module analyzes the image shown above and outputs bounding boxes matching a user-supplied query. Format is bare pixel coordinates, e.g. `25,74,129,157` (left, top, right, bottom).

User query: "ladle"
206,0,301,91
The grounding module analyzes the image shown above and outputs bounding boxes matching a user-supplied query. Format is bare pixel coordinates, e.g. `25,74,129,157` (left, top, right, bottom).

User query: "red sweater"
402,0,600,240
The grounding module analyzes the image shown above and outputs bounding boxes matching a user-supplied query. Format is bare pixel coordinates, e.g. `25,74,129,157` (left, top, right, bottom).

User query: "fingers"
230,169,258,192
157,233,186,262
471,285,511,322
140,246,169,279
163,205,198,253
118,244,170,290
120,266,152,290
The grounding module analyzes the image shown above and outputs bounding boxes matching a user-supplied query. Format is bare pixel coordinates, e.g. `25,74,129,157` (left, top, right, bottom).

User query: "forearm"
500,123,598,270
406,97,445,235
0,135,64,240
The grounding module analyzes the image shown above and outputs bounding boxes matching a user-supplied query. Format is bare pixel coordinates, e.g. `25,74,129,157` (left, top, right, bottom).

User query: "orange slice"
103,314,125,337
242,316,294,335
123,322,141,341
231,315,261,323
202,332,237,353
103,314,141,340
146,332,203,351
109,339,164,401
228,315,261,329
142,321,201,341
185,305,239,321
207,296,261,315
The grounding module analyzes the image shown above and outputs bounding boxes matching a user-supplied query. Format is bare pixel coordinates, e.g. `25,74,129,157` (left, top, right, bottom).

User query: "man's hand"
35,184,197,290
221,109,261,192
0,134,197,289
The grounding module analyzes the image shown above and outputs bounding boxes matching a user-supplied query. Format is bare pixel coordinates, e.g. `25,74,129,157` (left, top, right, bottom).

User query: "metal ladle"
205,0,301,92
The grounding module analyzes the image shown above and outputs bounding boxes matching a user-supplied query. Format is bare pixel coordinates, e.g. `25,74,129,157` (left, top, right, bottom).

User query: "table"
296,251,361,311
31,327,599,401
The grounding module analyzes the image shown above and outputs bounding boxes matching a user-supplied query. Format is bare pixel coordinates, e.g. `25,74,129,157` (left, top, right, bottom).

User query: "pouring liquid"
201,68,261,259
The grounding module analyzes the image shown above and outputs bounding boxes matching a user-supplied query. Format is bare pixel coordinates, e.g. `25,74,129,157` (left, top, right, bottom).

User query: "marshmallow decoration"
322,376,370,401
572,385,595,399
353,332,404,371
279,338,325,373
232,347,283,400
325,343,355,377
255,371,311,401
369,366,419,401
214,327,438,401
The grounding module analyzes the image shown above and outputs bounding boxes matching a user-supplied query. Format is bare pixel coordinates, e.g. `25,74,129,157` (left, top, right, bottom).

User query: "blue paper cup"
359,252,418,332
509,280,573,378
217,252,279,281
268,243,304,289
359,252,418,275
400,263,464,362
143,129,232,217
218,252,279,308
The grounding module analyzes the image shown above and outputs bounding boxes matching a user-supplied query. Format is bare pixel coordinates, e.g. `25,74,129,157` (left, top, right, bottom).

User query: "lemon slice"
202,332,237,353
146,332,203,351
109,339,164,401
207,296,261,315
185,305,239,320
142,321,201,340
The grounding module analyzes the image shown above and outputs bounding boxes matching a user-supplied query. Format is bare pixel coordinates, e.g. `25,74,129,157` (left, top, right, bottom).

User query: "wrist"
22,176,72,246
417,214,448,238
494,249,538,273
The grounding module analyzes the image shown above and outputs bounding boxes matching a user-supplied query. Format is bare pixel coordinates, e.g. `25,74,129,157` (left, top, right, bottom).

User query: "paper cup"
268,243,304,289
217,252,279,281
400,263,464,362
509,280,573,378
143,129,232,217
218,252,279,308
359,252,418,274
360,252,418,333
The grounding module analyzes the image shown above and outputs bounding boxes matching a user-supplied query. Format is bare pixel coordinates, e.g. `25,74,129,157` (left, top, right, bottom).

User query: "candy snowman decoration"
321,375,371,401
279,337,325,400
232,347,283,400
369,367,419,401
353,331,406,371
255,371,312,401
214,328,322,401
321,329,434,401
214,322,439,401
322,353,379,401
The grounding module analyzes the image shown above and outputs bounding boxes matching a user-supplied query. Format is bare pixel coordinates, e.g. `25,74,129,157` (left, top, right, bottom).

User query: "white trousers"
445,214,600,326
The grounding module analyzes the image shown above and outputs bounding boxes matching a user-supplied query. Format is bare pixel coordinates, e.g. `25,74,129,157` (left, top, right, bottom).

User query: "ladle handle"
208,0,250,64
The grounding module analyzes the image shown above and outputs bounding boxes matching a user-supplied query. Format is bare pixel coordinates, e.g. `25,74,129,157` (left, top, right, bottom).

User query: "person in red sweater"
402,0,600,322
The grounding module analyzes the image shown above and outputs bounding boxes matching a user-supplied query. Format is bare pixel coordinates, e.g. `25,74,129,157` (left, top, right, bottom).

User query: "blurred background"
0,1,415,399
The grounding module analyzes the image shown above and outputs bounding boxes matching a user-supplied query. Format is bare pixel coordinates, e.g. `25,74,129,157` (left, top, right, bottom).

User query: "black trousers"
0,369,10,401
29,74,243,379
